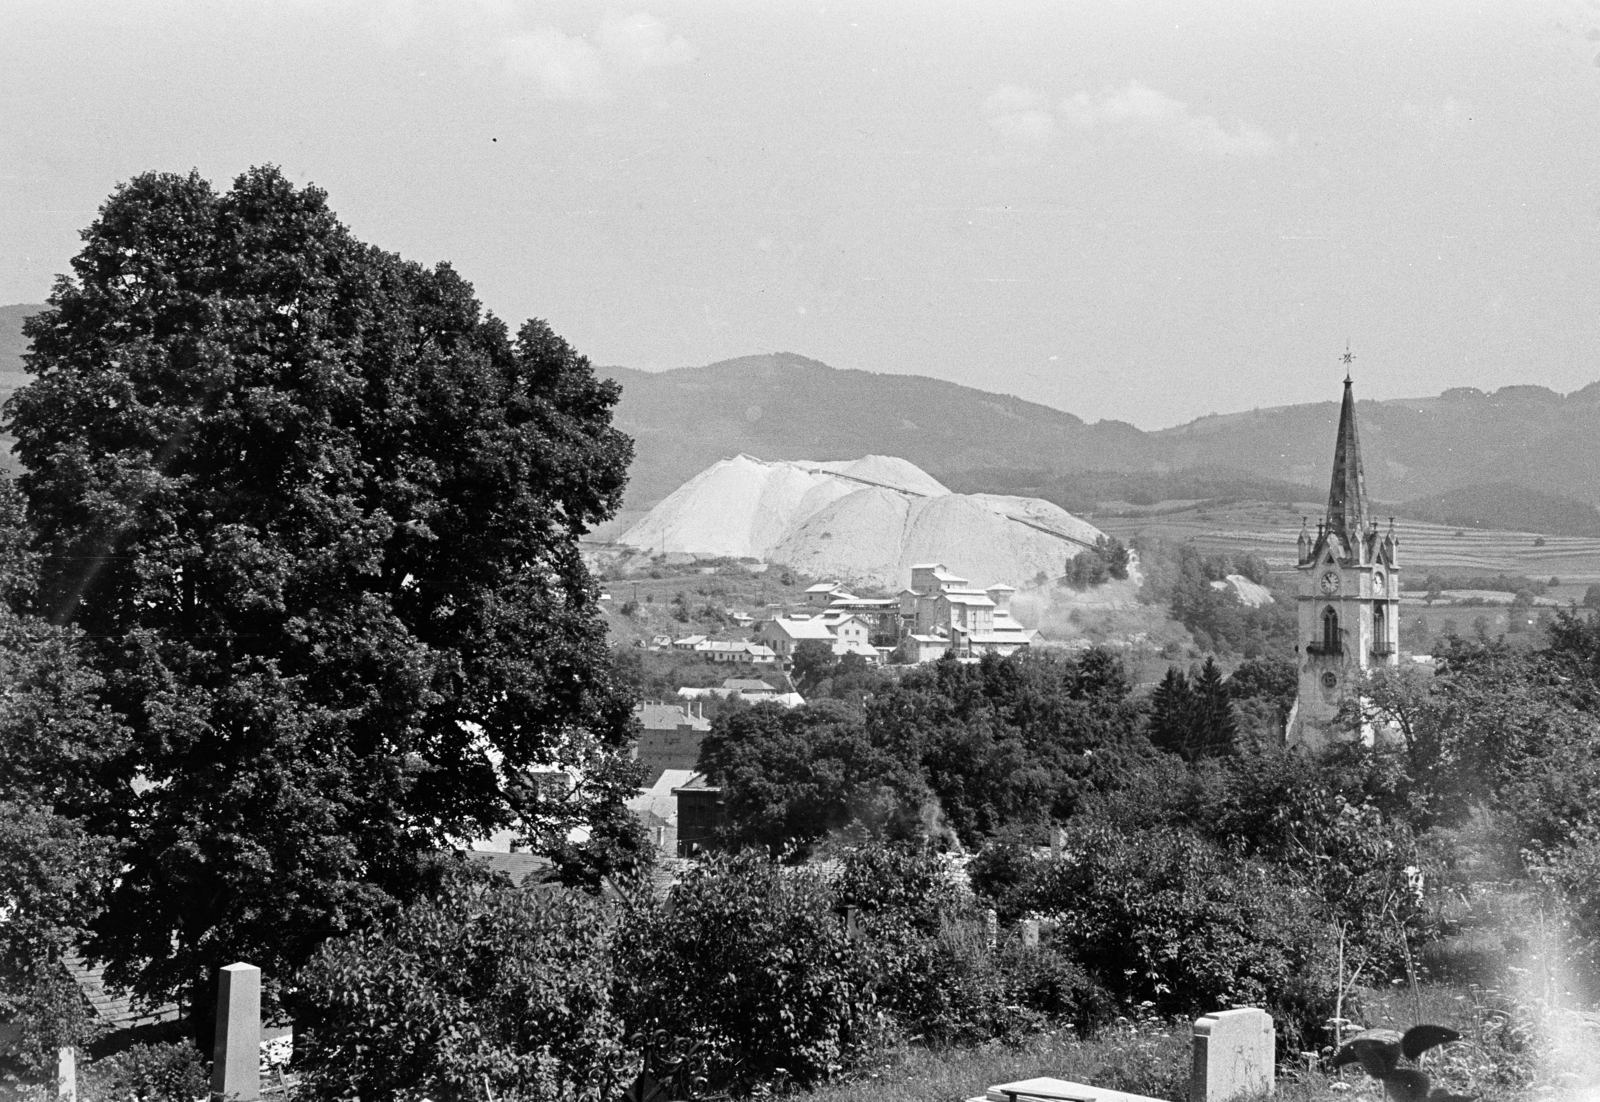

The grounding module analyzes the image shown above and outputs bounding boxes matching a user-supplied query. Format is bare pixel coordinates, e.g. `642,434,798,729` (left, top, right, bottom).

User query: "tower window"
1322,607,1341,654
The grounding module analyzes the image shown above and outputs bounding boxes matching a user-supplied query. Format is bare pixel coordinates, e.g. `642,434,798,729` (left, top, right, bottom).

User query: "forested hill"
601,354,1154,507
601,355,1600,526
9,306,1600,530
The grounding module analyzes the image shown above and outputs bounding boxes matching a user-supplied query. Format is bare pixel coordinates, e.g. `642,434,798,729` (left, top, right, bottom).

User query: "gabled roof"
464,850,558,887
64,952,180,1031
940,592,996,608
636,702,712,731
833,641,881,658
768,617,836,640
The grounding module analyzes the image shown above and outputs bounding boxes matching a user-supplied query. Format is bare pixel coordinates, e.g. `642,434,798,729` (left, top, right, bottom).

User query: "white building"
898,564,1036,659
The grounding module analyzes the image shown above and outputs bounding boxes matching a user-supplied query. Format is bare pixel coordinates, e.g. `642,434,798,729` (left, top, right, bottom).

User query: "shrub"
991,822,1336,1049
295,868,632,1102
612,854,882,1095
78,1042,208,1102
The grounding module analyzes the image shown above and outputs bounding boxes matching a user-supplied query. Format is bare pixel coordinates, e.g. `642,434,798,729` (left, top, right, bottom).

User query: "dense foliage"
3,166,640,1026
613,854,883,1095
0,482,121,1072
1062,536,1130,589
297,866,628,1102
699,650,1143,854
1134,540,1295,657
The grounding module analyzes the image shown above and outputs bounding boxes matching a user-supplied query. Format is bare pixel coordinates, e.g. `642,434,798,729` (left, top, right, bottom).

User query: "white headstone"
57,1047,76,1102
211,962,262,1101
1191,1008,1274,1102
1020,918,1040,948
987,1078,1170,1102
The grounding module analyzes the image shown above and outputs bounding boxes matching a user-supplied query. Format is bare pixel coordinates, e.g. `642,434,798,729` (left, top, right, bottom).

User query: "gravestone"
978,1078,1170,1102
57,1047,76,1102
211,963,261,1101
1020,919,1040,949
984,908,998,950
1190,1008,1274,1102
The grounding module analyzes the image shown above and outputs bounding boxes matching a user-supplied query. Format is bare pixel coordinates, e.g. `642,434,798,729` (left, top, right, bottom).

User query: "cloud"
497,27,609,101
1061,81,1275,157
984,85,1058,149
370,5,693,102
596,13,694,69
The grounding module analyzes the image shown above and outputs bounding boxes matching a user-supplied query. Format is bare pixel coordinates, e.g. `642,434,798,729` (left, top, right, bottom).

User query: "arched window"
1322,607,1340,654
1374,602,1387,651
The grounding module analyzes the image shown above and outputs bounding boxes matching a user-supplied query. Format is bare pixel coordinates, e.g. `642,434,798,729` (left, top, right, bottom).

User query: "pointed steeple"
1324,376,1370,556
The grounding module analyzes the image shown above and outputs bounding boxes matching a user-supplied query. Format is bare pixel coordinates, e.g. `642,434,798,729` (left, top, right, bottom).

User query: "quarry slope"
615,454,1105,590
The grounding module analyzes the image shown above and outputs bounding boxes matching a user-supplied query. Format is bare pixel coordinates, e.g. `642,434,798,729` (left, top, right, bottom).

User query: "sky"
3,0,1600,429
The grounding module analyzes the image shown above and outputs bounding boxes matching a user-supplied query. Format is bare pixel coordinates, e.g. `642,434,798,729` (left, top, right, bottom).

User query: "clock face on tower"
1373,570,1385,592
1319,570,1341,595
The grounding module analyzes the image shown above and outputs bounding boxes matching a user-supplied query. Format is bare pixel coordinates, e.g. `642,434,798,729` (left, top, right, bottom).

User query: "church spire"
1324,374,1370,555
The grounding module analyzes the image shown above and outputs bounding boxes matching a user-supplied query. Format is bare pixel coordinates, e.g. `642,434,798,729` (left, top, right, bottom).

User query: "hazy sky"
4,0,1600,427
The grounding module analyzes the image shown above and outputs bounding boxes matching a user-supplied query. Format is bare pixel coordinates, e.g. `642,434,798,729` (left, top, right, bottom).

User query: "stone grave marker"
1020,919,1040,949
57,1047,76,1102
1190,1008,1274,1102
212,962,261,1101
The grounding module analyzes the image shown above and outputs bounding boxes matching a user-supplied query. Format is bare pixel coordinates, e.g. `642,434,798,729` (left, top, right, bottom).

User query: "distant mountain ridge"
602,352,1600,521
8,304,1600,533
599,354,1152,507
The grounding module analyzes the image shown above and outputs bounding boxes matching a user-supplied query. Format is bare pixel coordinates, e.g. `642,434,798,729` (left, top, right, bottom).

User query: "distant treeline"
1389,482,1600,538
940,467,1317,514
1401,572,1554,597
944,465,1600,538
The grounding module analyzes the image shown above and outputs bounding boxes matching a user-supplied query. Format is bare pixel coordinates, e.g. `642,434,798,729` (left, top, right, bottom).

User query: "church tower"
1288,373,1401,749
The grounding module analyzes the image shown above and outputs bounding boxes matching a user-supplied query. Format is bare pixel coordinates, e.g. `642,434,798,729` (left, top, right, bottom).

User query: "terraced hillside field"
1093,500,1600,585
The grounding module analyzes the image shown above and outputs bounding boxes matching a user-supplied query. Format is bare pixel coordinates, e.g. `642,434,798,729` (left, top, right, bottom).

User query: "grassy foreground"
802,984,1600,1102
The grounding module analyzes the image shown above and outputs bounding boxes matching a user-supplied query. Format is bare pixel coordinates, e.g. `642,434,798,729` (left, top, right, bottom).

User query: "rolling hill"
8,303,1600,535
600,354,1154,508
599,354,1600,527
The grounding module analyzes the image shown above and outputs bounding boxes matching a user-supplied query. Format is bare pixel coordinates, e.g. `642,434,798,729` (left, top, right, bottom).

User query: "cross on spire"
1342,341,1355,382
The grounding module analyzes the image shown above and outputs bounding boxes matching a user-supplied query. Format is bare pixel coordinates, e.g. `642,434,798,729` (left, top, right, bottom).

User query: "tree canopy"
4,166,640,1020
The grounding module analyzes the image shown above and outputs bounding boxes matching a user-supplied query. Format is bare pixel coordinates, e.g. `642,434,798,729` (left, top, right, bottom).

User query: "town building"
677,679,806,707
898,564,1037,658
1288,375,1401,749
673,774,724,857
759,614,840,656
692,639,777,664
634,700,712,785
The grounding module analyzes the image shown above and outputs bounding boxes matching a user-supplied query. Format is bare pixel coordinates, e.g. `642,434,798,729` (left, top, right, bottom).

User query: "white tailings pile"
1209,575,1275,608
617,454,1105,589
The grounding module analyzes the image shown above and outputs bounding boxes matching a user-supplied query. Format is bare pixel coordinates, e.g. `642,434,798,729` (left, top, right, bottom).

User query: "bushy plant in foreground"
984,821,1337,1050
295,868,631,1102
612,853,882,1095
833,845,1111,1045
79,1042,209,1102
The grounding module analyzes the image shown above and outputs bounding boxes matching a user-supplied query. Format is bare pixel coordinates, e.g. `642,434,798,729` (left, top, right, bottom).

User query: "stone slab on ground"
980,1077,1172,1102
1190,1008,1274,1102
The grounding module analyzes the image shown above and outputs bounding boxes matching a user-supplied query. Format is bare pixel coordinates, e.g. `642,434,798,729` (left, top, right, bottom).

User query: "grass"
797,982,1600,1102
800,1021,1190,1102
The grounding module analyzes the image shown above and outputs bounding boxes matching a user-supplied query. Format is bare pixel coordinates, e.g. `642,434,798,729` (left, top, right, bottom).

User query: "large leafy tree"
698,700,929,853
0,482,123,1070
5,167,640,1023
